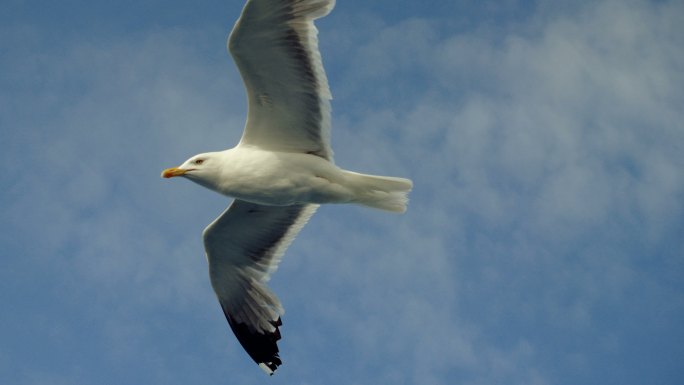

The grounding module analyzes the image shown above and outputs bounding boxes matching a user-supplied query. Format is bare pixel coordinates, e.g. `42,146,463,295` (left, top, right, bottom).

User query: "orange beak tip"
162,167,185,178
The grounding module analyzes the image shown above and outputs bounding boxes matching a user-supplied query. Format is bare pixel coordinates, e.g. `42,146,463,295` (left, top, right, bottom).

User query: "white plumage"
162,0,412,375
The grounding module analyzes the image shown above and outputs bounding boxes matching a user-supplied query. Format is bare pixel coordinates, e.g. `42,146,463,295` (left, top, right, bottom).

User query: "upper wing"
229,0,335,160
202,199,318,375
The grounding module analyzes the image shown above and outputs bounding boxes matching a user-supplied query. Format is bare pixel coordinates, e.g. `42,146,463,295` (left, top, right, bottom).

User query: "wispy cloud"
304,0,684,383
1,1,682,384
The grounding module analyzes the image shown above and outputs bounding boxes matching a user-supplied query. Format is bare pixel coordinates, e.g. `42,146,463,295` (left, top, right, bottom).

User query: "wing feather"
202,199,318,373
229,0,335,160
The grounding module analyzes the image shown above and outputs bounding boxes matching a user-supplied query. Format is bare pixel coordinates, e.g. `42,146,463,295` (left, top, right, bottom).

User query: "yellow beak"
162,167,187,178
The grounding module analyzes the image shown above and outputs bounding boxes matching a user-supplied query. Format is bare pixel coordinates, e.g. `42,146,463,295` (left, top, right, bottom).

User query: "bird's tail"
343,171,413,213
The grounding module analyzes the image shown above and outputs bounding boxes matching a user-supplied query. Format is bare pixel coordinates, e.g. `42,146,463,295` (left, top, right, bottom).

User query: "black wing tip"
224,312,284,375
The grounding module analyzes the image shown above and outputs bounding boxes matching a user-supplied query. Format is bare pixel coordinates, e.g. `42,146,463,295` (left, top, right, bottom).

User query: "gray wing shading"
202,199,318,375
229,0,335,160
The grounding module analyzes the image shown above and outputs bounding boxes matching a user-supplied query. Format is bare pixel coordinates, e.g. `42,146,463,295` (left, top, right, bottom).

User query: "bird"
161,0,412,375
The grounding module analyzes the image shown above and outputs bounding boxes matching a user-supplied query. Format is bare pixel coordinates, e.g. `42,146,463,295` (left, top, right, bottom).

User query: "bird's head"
162,152,222,188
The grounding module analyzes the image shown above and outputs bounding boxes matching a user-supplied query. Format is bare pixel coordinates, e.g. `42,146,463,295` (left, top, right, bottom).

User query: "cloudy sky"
1,0,683,384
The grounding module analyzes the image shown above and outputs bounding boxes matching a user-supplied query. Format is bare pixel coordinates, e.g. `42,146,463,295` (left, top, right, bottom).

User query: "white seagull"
162,0,412,375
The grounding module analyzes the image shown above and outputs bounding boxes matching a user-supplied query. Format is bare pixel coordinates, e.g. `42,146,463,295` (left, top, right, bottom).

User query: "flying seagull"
162,0,412,375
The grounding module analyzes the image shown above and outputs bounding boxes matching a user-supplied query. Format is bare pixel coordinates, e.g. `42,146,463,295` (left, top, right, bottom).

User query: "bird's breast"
215,149,345,206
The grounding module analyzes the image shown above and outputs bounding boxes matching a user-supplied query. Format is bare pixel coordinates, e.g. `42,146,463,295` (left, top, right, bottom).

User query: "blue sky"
1,0,683,384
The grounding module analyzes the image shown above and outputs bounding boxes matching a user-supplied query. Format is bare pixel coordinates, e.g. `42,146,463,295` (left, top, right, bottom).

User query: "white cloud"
1,1,683,384
297,0,684,383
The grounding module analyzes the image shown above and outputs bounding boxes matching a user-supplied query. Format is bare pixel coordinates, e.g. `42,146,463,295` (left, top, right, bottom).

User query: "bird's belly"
218,151,353,206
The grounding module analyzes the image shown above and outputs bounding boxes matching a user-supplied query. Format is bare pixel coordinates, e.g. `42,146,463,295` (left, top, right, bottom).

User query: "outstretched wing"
202,200,318,375
229,0,335,160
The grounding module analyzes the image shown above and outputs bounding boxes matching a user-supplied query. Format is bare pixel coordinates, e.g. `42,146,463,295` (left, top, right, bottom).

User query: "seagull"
162,0,412,375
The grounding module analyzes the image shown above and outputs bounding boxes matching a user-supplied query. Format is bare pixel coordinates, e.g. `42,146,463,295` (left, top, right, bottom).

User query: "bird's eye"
194,159,204,165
